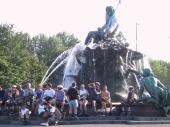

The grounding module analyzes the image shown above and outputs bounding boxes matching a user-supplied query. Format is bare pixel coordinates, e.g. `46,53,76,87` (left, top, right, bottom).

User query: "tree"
0,24,47,88
150,60,170,86
0,24,80,87
32,32,79,66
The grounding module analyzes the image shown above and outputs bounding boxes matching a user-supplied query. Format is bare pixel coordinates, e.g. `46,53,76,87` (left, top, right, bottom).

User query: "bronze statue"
128,68,170,116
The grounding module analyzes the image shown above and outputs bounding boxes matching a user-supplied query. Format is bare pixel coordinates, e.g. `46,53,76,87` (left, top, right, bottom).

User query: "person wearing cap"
55,85,66,114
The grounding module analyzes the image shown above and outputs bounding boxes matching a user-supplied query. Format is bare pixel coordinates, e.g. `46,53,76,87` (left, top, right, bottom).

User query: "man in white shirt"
19,104,31,124
79,84,89,115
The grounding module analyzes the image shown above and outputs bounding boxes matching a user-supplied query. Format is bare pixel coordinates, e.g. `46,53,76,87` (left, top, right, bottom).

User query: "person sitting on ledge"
86,83,98,113
85,6,118,45
101,85,112,115
0,86,5,114
40,101,61,126
19,103,31,124
79,84,89,116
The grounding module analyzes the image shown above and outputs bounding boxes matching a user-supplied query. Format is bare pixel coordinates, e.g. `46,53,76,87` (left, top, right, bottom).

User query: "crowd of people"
0,81,115,125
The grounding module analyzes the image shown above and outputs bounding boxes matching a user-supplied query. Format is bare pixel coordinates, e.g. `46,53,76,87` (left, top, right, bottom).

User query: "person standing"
55,85,66,118
67,82,79,119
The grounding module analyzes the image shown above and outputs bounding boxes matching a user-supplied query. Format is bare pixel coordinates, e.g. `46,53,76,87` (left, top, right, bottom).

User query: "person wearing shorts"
67,82,79,118
56,85,65,113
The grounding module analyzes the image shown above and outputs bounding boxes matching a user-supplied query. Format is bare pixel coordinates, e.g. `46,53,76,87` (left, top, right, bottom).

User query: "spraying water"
142,55,151,70
41,59,67,85
40,49,71,84
63,42,86,89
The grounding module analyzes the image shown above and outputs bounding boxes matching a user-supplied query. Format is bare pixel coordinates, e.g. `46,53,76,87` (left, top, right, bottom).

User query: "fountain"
41,5,170,119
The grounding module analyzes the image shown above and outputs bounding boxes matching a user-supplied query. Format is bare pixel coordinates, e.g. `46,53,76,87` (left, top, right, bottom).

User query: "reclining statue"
127,68,170,116
85,6,119,45
138,68,167,107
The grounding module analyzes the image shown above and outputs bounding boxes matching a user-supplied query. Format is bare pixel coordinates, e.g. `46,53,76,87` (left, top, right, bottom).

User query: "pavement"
0,124,170,127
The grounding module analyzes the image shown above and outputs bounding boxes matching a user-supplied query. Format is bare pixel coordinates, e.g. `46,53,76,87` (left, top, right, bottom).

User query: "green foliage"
32,32,79,66
0,24,47,88
0,24,79,88
150,60,170,86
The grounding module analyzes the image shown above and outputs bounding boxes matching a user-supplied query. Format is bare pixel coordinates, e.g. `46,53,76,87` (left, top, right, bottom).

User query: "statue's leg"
143,95,159,107
157,88,167,107
85,31,96,45
163,106,170,117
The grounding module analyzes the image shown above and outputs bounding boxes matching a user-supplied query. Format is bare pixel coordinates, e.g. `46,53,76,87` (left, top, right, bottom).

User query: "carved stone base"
111,103,165,117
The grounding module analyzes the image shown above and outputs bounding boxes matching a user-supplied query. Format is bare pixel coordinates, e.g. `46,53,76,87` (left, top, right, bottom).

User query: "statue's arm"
157,79,166,90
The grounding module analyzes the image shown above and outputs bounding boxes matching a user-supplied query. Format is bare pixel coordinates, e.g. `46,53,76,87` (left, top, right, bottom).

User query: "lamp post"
136,22,140,51
135,22,140,70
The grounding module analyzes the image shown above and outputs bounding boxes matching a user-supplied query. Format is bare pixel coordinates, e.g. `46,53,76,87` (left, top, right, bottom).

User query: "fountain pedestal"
111,103,165,117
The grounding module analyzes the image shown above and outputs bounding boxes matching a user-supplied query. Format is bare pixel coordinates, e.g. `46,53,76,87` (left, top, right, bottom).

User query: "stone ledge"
1,116,170,125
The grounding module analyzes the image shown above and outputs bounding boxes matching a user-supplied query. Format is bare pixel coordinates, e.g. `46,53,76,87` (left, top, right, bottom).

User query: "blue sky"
0,0,170,62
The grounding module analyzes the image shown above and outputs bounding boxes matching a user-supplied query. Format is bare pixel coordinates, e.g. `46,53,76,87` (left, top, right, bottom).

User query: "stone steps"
0,115,170,125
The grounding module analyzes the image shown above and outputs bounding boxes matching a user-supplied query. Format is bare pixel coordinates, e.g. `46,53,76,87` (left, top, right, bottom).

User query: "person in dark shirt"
121,86,136,116
67,82,79,118
87,83,98,112
0,86,5,112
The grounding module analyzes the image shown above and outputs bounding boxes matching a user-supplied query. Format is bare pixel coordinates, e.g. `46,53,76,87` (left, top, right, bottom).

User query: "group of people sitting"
0,81,114,125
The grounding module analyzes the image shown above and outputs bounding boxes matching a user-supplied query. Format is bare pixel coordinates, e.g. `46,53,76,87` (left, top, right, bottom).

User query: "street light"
136,22,140,51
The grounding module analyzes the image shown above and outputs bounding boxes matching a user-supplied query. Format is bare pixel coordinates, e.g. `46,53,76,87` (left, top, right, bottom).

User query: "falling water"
41,59,67,85
125,50,130,68
63,42,86,89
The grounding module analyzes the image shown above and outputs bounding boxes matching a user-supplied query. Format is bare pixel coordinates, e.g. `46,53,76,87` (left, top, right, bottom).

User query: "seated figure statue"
85,6,119,45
